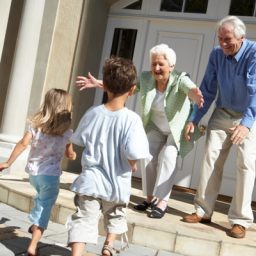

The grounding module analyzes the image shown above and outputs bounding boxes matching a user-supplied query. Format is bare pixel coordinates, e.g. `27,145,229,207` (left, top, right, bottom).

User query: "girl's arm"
65,143,77,160
0,132,32,171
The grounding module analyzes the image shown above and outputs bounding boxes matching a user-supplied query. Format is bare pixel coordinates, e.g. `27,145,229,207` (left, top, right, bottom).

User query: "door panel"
141,20,216,83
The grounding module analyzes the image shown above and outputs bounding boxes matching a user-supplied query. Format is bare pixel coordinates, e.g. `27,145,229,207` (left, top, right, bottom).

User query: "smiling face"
151,54,174,85
218,23,244,56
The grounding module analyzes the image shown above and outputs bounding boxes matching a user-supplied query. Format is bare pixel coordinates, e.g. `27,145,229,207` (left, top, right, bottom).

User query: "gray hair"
217,16,246,38
149,44,176,66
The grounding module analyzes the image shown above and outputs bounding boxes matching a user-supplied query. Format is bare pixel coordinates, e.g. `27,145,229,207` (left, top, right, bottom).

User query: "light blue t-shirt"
70,105,151,203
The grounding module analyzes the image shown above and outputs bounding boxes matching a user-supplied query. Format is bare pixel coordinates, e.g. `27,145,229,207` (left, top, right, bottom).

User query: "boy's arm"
76,72,103,91
0,131,32,171
128,159,137,173
65,143,77,160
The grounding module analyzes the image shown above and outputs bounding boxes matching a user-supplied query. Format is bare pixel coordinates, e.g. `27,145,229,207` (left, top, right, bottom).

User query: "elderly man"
183,16,256,239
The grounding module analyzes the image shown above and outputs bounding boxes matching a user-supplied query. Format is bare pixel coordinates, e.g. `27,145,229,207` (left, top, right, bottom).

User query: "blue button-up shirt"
190,39,256,128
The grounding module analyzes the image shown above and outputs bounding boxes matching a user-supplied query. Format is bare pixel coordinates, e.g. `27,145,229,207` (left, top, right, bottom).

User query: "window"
229,0,256,16
102,28,137,103
160,0,208,13
110,28,137,59
124,0,143,10
160,0,183,12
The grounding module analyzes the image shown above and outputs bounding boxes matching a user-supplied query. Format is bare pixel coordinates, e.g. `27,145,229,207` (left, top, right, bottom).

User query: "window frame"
110,0,256,25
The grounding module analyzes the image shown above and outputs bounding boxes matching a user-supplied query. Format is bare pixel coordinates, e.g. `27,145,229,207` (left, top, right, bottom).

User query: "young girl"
0,88,76,256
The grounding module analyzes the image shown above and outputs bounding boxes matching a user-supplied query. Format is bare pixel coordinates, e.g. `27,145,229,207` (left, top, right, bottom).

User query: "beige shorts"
67,194,128,244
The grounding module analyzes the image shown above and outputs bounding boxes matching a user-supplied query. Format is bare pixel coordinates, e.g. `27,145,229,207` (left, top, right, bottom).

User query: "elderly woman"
76,44,204,219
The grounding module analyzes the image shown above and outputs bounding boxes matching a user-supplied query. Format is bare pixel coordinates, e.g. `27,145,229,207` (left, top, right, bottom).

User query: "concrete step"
0,171,256,256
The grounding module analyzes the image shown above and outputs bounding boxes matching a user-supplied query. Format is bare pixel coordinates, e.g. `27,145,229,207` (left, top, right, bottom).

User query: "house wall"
0,0,112,173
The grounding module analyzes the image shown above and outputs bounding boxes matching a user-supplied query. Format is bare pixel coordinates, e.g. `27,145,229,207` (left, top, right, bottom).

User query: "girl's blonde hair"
30,88,72,135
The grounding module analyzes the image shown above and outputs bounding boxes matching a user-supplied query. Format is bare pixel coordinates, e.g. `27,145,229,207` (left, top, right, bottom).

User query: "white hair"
217,16,246,38
149,44,176,66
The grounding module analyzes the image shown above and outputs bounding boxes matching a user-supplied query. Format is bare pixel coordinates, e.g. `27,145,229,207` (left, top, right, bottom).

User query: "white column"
0,0,45,173
0,0,11,58
0,0,45,143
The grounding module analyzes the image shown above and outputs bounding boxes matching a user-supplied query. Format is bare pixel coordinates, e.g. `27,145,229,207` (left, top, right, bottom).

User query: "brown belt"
220,108,243,118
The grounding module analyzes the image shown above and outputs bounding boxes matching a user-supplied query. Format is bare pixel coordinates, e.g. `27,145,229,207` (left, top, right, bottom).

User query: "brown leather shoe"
182,213,211,223
228,224,246,238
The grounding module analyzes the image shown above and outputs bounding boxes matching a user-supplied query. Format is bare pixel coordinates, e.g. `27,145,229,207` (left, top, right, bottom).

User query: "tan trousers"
195,108,256,228
141,123,178,201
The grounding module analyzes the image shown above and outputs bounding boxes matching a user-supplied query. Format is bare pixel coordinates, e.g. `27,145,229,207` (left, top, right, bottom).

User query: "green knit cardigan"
137,70,202,158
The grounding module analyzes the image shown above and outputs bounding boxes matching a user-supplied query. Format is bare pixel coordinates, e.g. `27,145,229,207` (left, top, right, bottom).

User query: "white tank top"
151,90,171,134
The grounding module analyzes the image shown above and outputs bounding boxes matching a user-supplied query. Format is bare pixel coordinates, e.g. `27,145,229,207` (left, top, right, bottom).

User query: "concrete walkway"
0,203,181,256
0,171,255,256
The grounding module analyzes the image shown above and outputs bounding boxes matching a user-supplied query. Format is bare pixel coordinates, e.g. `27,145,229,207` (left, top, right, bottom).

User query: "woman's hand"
188,87,204,108
184,122,195,141
75,72,103,91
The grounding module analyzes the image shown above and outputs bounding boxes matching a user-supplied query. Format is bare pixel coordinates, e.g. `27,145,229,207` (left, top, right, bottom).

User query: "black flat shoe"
148,206,167,219
134,199,157,211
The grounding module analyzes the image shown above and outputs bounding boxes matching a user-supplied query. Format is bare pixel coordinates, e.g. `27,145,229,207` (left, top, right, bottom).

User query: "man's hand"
229,125,249,144
184,122,195,141
75,72,103,91
188,87,204,108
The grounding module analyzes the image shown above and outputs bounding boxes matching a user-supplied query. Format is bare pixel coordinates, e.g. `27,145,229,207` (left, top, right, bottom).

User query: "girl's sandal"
101,244,119,256
27,248,40,256
28,224,37,234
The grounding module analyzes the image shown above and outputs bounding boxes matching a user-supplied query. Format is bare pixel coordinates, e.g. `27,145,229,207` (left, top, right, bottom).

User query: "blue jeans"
29,175,59,229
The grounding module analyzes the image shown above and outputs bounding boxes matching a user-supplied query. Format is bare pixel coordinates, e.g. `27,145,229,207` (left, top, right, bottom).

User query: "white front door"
98,5,256,200
97,16,216,180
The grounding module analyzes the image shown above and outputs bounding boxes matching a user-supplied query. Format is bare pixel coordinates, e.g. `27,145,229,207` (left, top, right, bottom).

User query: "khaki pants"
67,195,127,244
195,108,256,228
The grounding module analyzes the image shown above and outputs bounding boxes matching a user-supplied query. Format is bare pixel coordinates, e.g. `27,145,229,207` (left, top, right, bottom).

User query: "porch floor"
0,171,255,256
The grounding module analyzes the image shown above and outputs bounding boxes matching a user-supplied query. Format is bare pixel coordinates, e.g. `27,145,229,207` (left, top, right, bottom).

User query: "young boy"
67,56,151,256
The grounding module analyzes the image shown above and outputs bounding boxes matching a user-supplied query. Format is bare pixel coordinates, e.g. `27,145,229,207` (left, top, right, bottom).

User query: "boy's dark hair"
103,56,137,95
